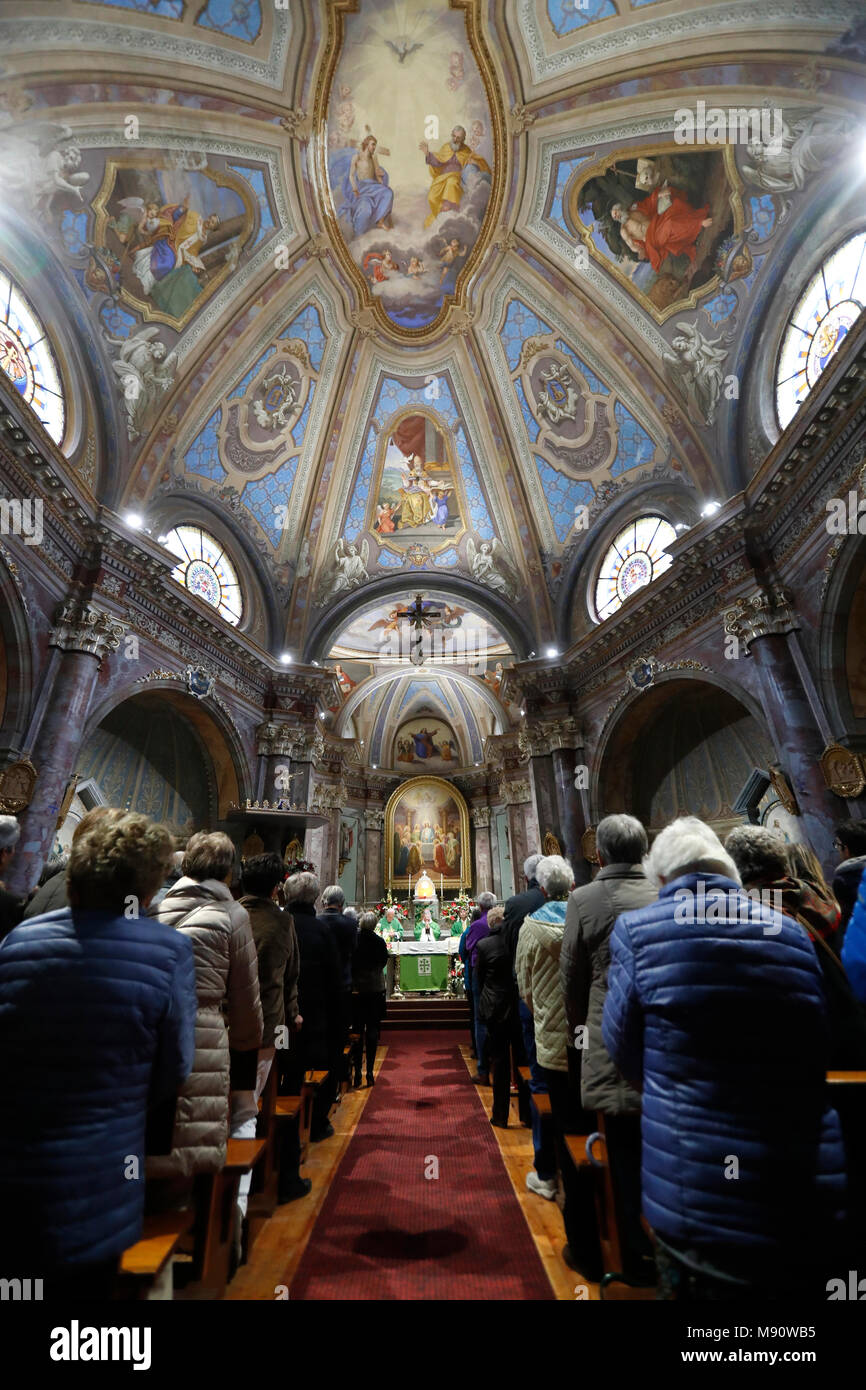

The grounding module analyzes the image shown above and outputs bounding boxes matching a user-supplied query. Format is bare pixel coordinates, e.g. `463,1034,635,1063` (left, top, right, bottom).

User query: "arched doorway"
59,689,245,848
597,678,777,842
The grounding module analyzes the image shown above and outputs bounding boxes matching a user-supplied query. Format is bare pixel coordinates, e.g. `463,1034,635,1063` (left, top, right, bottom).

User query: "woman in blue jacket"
0,810,197,1298
602,816,847,1299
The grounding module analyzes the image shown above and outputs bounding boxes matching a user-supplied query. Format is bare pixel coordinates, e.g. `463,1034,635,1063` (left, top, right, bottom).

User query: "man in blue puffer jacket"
0,810,197,1298
602,816,847,1298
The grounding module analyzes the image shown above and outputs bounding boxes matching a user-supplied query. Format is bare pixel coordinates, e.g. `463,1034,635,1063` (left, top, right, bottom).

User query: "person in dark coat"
0,815,25,939
503,853,545,967
239,852,305,1205
602,816,847,1299
351,911,388,1086
832,819,866,939
0,810,196,1298
475,905,525,1128
560,813,658,1280
318,884,359,1080
286,871,342,1142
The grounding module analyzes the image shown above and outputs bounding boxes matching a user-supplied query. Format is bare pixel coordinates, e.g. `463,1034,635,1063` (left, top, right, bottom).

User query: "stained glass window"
0,269,66,446
776,232,866,430
163,525,243,626
594,515,676,622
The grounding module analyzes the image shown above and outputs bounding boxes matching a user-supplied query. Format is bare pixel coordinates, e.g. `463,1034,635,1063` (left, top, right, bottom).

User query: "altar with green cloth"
392,939,458,992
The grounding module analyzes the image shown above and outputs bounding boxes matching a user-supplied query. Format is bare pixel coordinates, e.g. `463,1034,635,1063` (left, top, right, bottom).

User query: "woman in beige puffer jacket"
148,831,262,1179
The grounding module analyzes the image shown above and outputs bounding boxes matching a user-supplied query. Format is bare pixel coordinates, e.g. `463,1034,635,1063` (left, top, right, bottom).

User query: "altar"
391,938,458,993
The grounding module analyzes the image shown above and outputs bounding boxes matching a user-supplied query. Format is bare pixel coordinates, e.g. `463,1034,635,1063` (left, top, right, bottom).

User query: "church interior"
1,0,866,1328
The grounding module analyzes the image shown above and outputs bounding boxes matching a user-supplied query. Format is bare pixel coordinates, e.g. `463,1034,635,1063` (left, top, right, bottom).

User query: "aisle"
290,1029,554,1300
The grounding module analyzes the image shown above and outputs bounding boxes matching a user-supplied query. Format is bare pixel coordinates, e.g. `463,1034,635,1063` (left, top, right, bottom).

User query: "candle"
408,873,412,896
440,873,443,896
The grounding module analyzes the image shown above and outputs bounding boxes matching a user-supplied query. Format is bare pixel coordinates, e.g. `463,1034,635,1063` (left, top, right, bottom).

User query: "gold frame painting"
92,155,256,332
367,406,469,558
385,775,471,892
567,142,745,325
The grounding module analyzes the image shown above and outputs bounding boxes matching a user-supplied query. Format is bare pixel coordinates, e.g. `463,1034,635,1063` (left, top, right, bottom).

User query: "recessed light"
279,652,293,664
124,511,144,530
545,646,559,659
701,501,721,518
372,763,378,769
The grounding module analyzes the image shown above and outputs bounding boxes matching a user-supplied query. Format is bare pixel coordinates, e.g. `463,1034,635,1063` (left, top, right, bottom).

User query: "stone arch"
593,672,775,838
81,682,250,822
0,544,35,757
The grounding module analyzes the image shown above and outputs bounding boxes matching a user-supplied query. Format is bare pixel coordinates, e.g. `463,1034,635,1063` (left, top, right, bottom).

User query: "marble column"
724,588,840,868
8,601,126,894
363,806,384,905
471,805,493,894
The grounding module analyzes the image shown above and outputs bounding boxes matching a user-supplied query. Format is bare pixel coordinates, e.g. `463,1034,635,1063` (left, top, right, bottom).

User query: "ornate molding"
723,586,800,654
820,743,866,800
50,600,126,662
364,807,385,832
501,775,532,806
471,805,492,828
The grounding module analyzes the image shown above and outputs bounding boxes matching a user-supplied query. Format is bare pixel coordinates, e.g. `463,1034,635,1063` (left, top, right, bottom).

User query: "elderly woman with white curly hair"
516,855,600,1278
602,815,847,1299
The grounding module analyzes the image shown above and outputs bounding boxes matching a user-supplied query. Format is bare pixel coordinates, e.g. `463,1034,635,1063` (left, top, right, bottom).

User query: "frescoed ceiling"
0,0,864,743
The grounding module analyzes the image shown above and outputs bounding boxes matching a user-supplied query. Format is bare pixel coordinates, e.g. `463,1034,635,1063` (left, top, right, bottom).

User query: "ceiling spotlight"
700,501,721,518
311,660,320,667
520,708,526,716
545,646,559,659
372,763,378,769
674,523,689,533
279,652,293,665
157,533,169,545
527,650,536,659
474,761,481,767
124,511,144,530
318,711,325,719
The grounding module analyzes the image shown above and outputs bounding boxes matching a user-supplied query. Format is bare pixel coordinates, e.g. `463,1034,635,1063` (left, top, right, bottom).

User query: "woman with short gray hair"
351,910,388,1086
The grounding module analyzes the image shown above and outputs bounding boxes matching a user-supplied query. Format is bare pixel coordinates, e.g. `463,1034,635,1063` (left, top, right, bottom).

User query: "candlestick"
440,873,443,897
408,873,412,897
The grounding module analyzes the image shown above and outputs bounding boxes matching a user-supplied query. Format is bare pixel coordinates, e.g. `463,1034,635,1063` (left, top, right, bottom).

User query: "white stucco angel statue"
104,325,178,440
0,118,89,215
466,536,521,601
662,322,728,427
322,537,369,600
742,110,856,194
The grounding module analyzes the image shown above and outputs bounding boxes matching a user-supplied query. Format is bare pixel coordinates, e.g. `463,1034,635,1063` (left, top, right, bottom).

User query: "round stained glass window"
594,515,677,623
0,268,66,445
162,525,243,626
776,232,866,430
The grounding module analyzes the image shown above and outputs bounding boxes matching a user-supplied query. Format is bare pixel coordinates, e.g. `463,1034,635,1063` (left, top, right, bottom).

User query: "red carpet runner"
290,1029,554,1300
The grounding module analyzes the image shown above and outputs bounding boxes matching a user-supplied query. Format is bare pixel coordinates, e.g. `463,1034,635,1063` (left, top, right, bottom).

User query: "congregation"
1,805,865,1301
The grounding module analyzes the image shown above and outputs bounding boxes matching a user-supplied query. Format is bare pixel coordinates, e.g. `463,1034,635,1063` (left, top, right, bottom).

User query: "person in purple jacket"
465,891,496,1084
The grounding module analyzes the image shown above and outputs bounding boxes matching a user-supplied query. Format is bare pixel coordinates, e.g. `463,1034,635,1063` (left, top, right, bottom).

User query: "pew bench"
179,1138,266,1299
118,1210,194,1301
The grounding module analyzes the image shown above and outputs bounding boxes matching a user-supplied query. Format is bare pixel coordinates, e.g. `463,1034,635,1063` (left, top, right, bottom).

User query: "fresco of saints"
407,839,423,875
419,125,491,227
398,457,436,528
610,187,712,273
124,194,220,318
331,133,394,239
434,834,448,874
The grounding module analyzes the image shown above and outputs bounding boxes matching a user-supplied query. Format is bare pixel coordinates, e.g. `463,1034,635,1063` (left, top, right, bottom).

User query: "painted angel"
0,119,89,214
104,325,177,440
663,321,728,426
466,536,521,601
742,111,856,194
324,537,369,599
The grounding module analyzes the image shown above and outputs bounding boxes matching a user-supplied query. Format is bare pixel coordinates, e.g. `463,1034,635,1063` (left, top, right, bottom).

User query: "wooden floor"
227,1037,608,1301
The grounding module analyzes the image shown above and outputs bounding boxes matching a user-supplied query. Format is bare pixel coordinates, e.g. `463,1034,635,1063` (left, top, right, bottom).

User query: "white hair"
322,883,345,908
595,814,647,866
477,890,497,911
643,817,741,889
284,870,320,905
0,815,20,851
523,853,541,881
535,854,574,898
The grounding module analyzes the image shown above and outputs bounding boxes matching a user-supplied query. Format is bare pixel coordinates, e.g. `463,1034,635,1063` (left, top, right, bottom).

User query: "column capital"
50,600,126,662
364,807,385,831
501,775,532,806
723,586,800,654
471,805,492,828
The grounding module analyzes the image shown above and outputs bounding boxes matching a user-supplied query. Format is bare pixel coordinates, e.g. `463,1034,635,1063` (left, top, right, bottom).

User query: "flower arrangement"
284,858,317,878
441,894,476,926
373,899,409,921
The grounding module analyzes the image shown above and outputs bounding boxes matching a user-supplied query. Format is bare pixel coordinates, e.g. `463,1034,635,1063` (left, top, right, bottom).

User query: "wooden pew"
118,1210,193,1301
182,1138,266,1299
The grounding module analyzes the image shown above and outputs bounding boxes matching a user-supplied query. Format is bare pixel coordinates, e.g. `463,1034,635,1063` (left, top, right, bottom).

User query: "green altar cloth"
398,951,450,992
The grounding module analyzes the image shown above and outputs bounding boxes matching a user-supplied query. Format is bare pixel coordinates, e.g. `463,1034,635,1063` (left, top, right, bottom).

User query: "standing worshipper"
466,890,496,1084
518,855,600,1277
0,816,25,939
475,905,525,1128
560,814,658,1281
147,831,263,1193
287,871,343,1143
505,854,553,1197
318,884,359,1105
351,911,388,1086
0,811,197,1298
